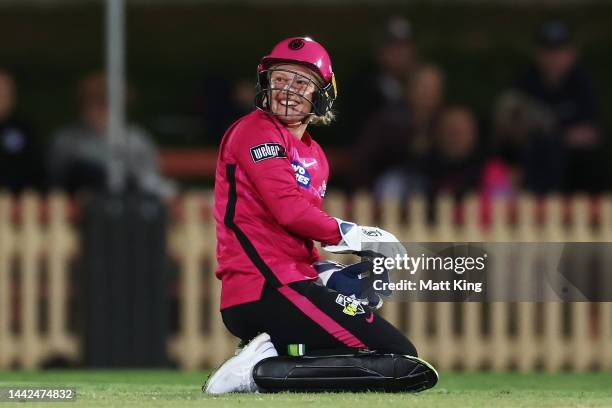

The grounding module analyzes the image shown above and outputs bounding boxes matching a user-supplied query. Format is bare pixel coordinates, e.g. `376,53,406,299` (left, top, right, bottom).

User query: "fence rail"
1,191,611,371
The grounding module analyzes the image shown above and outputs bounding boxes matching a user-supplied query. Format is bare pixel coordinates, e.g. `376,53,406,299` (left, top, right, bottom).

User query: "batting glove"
313,260,390,310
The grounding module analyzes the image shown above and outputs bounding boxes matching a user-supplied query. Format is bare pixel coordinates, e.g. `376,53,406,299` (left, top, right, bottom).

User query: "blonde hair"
309,109,335,126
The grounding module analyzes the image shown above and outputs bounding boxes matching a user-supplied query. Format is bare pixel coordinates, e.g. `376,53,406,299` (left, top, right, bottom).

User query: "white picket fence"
1,191,611,371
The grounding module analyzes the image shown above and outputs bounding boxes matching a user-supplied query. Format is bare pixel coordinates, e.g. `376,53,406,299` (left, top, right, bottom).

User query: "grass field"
0,370,611,407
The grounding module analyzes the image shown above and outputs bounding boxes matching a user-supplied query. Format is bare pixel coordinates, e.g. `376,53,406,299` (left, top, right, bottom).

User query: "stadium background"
3,1,612,151
1,1,612,404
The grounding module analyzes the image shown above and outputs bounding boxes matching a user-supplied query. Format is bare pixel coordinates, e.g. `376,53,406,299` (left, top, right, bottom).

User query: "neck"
284,121,309,140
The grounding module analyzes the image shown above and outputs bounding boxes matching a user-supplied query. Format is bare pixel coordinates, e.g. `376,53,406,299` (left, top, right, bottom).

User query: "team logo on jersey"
250,142,287,163
335,294,365,317
291,161,311,188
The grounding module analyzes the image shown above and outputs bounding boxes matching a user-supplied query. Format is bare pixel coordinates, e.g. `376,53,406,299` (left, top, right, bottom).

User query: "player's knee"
389,337,418,357
405,342,418,357
365,325,418,356
402,344,418,357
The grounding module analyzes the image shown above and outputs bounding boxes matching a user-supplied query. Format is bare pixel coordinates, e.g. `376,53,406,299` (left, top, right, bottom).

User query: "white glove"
323,218,406,260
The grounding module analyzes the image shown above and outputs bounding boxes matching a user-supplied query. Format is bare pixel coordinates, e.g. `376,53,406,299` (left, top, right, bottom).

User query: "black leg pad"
253,354,438,393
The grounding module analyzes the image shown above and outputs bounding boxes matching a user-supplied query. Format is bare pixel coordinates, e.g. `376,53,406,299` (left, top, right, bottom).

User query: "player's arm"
232,127,341,245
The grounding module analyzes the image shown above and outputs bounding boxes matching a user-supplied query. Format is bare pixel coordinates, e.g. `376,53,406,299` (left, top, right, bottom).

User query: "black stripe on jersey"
224,163,282,288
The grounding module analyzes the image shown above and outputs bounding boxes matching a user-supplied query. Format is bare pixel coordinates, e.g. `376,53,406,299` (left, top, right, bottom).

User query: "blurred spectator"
372,16,419,107
0,69,45,193
196,75,257,144
196,73,233,144
344,16,419,134
406,64,445,160
229,79,257,121
353,64,445,199
48,72,174,197
494,21,603,194
426,107,483,198
427,106,513,223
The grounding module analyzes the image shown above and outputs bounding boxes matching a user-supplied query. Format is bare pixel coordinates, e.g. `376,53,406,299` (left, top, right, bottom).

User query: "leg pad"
253,353,438,393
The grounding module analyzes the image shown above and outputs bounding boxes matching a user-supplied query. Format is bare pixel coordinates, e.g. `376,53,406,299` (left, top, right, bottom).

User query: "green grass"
0,370,611,407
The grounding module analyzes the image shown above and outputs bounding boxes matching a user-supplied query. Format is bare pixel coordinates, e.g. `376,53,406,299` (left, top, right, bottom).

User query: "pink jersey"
213,109,342,309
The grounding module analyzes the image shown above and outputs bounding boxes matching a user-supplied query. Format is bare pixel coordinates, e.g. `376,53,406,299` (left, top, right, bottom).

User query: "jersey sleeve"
230,123,341,245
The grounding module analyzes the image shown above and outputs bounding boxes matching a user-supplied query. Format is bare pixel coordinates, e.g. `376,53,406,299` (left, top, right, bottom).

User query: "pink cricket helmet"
260,37,334,85
256,36,337,117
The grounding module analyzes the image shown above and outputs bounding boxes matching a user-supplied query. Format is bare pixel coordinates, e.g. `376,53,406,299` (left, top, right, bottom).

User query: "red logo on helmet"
288,39,305,50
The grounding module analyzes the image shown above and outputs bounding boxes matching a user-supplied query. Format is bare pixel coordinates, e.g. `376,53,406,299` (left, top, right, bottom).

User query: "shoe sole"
203,333,271,393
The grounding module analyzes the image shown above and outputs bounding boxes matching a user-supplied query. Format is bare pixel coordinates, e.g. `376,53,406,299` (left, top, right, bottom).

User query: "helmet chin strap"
280,115,311,130
276,110,312,139
287,115,313,126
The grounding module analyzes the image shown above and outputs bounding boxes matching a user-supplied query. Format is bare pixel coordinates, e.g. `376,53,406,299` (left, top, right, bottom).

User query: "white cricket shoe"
204,332,278,394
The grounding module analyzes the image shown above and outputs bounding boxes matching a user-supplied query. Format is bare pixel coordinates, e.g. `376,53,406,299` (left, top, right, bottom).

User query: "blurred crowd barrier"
1,191,612,371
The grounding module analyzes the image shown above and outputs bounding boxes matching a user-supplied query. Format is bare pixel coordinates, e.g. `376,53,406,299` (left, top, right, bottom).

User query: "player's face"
268,64,320,125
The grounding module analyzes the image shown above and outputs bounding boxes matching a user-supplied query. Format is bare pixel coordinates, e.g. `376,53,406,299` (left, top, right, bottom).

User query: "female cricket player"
205,37,437,393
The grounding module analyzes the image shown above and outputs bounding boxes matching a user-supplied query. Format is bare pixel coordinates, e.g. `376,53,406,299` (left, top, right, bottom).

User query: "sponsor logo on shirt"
292,161,311,188
301,159,317,168
335,294,365,316
250,142,287,163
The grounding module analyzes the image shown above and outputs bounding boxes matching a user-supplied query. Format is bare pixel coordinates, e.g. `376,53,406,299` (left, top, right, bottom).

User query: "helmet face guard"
255,67,336,119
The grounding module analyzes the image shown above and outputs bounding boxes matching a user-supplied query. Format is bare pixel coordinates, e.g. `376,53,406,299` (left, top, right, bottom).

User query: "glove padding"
314,260,391,310
323,218,407,260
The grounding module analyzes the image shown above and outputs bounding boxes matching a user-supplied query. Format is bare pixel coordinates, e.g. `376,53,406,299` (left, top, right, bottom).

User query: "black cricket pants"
221,280,417,357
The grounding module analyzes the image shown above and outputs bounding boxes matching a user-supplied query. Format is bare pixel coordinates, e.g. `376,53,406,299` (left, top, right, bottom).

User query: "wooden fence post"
18,192,43,368
542,195,565,372
46,193,79,363
168,193,207,370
